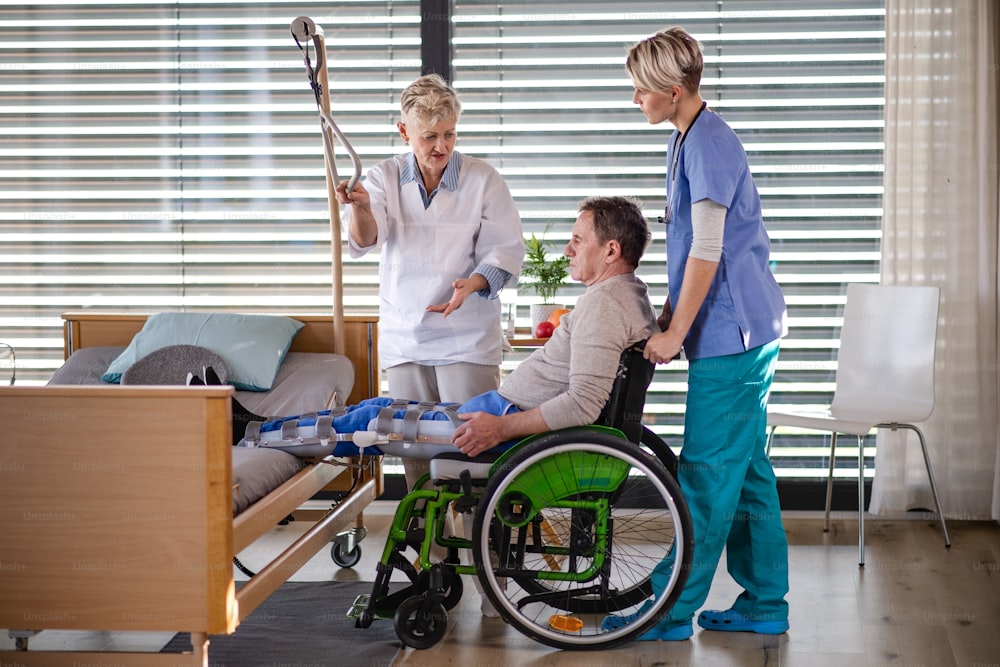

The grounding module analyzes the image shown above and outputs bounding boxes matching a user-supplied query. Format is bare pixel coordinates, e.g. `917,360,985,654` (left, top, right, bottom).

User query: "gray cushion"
121,344,229,386
102,312,304,391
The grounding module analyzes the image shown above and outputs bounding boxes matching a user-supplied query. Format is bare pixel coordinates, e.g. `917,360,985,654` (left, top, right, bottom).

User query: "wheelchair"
349,345,693,650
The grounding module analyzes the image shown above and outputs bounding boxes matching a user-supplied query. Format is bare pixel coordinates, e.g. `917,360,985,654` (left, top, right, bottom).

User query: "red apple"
534,321,555,339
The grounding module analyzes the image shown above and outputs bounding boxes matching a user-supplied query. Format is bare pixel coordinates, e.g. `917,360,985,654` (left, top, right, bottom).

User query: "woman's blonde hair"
625,27,704,94
399,74,462,126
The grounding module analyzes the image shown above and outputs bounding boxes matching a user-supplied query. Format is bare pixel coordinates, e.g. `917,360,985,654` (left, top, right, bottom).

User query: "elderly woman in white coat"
336,74,524,494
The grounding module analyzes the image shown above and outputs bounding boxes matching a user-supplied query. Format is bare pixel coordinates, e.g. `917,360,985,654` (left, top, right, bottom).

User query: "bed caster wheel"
394,595,448,649
331,542,362,568
331,526,366,568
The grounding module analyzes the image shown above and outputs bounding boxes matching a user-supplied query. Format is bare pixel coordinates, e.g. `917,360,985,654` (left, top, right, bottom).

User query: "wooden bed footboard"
0,385,238,636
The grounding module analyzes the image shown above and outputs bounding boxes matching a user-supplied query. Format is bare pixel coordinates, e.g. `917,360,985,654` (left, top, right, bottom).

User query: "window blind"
1,0,884,480
0,0,421,380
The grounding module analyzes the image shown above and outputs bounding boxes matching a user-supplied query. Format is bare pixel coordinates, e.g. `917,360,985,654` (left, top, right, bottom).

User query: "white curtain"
872,0,1000,521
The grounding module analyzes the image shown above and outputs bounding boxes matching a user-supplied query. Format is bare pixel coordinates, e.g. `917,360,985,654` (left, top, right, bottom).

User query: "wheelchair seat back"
595,342,654,444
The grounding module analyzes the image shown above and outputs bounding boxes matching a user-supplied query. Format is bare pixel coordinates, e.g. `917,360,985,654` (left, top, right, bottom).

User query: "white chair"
765,283,950,566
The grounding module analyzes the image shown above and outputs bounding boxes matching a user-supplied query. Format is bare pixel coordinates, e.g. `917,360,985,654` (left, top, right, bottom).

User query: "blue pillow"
102,313,304,391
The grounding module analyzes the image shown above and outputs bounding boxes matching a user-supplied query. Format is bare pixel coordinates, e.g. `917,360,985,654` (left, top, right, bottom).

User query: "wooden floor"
4,501,999,666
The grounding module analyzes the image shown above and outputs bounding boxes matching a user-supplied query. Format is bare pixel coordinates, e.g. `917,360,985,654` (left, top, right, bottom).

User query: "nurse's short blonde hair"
399,74,462,126
626,27,704,94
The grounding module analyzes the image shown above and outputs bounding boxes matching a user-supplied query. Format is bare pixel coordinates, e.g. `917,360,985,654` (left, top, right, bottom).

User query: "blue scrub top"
665,108,787,360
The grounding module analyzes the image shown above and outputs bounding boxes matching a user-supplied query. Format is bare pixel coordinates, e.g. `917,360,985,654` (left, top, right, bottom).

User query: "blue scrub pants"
656,339,789,625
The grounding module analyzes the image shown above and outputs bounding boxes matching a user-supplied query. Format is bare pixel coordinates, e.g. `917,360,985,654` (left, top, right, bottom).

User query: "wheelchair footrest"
347,594,372,620
349,591,402,622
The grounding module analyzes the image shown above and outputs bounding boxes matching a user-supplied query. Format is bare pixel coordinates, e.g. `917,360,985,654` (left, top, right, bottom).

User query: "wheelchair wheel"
393,595,448,649
422,565,464,610
471,430,692,650
640,425,679,478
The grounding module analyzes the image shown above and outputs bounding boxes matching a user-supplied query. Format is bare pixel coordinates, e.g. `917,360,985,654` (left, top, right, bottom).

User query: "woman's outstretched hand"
427,275,487,317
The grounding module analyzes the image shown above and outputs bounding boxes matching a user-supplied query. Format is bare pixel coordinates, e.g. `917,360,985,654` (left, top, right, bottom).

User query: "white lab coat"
347,152,524,369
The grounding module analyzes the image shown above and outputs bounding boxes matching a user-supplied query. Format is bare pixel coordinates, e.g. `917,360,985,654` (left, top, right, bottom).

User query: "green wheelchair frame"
350,346,693,650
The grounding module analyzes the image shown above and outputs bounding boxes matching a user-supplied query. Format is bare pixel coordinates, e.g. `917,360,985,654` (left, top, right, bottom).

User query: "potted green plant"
521,227,570,331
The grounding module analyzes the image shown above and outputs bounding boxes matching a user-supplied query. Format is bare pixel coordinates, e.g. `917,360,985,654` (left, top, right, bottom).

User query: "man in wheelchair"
231,196,692,650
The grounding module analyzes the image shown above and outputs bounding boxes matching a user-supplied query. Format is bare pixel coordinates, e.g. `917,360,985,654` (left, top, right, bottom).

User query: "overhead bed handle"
291,16,363,355
291,16,363,192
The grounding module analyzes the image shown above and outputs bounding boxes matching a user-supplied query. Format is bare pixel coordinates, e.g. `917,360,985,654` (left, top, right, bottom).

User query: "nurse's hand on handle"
335,179,370,208
643,328,684,365
644,299,681,364
427,274,488,317
337,178,378,247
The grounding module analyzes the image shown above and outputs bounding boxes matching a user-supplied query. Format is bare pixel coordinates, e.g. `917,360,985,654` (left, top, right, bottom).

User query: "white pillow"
102,312,304,391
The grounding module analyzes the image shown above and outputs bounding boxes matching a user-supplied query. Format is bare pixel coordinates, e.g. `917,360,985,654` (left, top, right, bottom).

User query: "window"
1,1,884,480
0,0,420,379
450,0,885,479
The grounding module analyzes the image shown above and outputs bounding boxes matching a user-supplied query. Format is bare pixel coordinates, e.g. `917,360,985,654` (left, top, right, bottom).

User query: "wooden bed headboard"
61,312,379,406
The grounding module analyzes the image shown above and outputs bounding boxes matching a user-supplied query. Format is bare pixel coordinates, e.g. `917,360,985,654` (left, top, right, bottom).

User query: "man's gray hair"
579,196,651,269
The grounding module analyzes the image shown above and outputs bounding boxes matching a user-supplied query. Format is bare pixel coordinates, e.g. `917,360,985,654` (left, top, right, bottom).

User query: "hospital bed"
0,311,380,666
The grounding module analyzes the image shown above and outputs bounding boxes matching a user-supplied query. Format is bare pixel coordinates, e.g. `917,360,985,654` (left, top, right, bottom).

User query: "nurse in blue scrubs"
616,26,790,641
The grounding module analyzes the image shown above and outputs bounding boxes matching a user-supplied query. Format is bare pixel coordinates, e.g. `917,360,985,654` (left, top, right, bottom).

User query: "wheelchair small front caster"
394,594,448,649
439,571,464,610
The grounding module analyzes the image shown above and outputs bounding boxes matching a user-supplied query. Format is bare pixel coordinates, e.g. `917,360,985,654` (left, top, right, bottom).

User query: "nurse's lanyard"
662,101,707,225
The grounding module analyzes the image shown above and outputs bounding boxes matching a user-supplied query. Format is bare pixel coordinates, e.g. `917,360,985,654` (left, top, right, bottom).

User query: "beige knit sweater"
498,273,658,430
